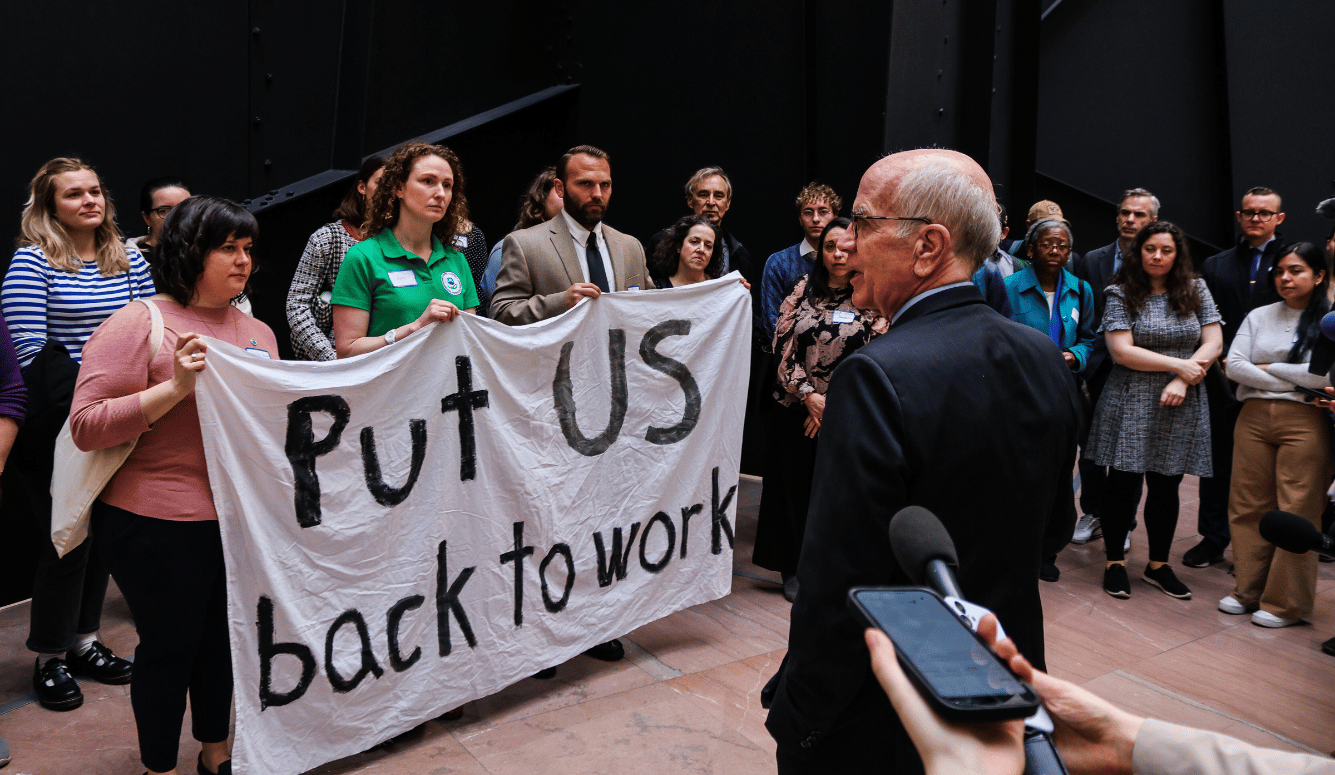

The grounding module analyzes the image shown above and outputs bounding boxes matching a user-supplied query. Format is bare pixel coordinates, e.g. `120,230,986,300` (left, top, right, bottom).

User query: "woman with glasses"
127,177,190,266
1,157,153,713
1086,221,1222,600
1003,218,1096,581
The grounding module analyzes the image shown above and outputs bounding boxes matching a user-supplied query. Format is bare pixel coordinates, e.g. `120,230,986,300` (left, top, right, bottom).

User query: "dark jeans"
92,502,232,774
15,467,109,654
1197,399,1243,549
1103,469,1184,564
752,404,817,575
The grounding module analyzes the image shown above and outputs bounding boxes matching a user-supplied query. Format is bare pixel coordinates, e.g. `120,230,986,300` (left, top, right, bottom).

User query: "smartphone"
848,586,1041,721
1294,384,1331,402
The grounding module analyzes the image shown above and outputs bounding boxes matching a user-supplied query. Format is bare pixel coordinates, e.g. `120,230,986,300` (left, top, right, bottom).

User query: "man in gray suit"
491,145,652,326
490,145,644,668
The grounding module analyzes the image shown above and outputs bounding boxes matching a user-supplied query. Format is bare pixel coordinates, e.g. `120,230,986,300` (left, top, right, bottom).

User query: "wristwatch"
384,327,397,345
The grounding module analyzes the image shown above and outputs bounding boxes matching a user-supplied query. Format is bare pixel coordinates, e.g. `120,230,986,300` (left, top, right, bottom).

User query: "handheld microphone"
1259,510,1335,559
889,505,965,600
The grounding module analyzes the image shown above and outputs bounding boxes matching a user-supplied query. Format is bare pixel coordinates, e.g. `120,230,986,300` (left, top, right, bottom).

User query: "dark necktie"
1249,248,1262,283
586,232,610,292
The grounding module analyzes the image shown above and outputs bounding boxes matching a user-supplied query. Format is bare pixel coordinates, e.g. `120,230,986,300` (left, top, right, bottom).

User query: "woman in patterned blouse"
285,153,386,360
753,217,887,601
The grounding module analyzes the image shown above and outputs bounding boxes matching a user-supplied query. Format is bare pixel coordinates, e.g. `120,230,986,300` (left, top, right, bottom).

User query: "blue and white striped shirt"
2,245,156,369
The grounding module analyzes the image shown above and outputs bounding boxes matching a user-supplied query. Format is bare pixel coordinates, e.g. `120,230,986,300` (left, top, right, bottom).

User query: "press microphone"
1259,510,1335,559
889,505,964,600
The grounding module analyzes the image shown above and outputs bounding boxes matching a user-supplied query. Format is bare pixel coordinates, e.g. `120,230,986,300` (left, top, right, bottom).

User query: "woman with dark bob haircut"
1085,220,1222,602
650,214,725,287
70,195,279,775
331,142,478,358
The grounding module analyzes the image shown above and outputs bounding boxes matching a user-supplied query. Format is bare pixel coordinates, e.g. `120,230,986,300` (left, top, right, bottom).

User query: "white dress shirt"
561,209,617,288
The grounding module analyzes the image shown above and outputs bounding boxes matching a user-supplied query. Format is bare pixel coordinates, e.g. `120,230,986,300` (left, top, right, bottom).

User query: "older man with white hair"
764,149,1081,773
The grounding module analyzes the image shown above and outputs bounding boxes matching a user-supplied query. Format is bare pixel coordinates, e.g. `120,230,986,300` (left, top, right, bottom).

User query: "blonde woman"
1,157,153,711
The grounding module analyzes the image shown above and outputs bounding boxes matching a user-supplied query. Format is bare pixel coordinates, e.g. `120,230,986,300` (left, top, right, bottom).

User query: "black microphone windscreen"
1259,510,1322,554
1318,197,1335,220
888,506,959,585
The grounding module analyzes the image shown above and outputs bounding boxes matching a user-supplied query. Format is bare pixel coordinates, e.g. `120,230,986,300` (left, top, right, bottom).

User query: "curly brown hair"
361,142,469,240
517,166,559,230
650,215,724,282
1114,221,1202,318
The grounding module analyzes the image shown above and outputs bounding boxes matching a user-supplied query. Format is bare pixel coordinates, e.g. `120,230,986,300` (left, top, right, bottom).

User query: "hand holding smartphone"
849,587,1041,722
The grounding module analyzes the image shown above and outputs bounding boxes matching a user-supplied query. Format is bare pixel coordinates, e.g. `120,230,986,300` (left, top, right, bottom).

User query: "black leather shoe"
1182,539,1225,568
197,752,232,775
67,641,132,685
532,667,557,679
584,639,624,662
33,657,83,711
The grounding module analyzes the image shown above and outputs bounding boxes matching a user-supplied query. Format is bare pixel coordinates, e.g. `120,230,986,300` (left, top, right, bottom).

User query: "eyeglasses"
1239,209,1278,222
149,206,174,218
849,213,932,238
1036,240,1071,253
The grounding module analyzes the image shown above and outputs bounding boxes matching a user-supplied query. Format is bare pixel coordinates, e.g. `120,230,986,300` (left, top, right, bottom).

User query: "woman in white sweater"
1221,242,1334,627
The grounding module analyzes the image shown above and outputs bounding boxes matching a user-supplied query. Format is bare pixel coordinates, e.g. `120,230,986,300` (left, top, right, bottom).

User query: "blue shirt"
760,241,816,344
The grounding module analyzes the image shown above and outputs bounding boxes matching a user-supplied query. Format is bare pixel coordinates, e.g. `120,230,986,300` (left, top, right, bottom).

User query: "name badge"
628,285,640,291
831,310,856,324
1070,308,1079,323
452,235,468,248
388,270,418,288
245,347,271,358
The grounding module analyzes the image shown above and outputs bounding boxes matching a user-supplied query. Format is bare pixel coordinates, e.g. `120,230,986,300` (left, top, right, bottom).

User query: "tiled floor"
2,474,1333,773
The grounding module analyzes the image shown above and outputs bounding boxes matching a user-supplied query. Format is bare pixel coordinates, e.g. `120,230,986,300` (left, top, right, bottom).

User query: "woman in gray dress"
1087,221,1222,600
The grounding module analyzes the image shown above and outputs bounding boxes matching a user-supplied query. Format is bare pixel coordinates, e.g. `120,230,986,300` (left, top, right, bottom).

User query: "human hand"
172,332,207,396
1315,386,1335,410
993,640,1143,775
866,616,1026,775
802,414,820,438
803,392,826,424
1173,358,1207,384
411,299,462,332
565,282,602,309
1063,351,1077,369
1160,377,1187,407
738,278,752,290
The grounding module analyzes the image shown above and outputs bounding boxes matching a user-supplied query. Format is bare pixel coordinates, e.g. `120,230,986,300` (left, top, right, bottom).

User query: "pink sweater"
70,298,278,521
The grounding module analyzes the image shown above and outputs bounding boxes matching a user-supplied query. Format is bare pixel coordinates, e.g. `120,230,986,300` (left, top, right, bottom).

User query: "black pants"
92,502,232,773
752,404,817,575
15,465,109,654
1103,469,1184,564
1197,398,1242,549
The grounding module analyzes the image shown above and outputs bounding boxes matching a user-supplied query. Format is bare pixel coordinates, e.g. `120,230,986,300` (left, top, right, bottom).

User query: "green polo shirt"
331,228,479,336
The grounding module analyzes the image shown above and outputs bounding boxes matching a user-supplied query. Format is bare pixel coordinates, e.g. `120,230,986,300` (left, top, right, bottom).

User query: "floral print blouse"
773,277,888,406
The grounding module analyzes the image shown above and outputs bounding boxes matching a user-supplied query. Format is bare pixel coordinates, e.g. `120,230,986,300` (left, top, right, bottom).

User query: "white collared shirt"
561,209,616,288
800,238,818,261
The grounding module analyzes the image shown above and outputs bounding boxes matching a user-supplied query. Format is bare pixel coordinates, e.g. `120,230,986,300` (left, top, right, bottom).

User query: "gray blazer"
490,216,652,325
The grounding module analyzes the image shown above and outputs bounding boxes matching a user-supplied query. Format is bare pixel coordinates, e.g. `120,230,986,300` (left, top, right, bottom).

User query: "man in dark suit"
1188,187,1287,568
1070,188,1159,545
490,145,645,667
765,149,1080,773
491,145,652,326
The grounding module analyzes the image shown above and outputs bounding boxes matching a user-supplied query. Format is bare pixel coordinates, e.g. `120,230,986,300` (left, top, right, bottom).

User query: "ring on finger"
191,352,201,362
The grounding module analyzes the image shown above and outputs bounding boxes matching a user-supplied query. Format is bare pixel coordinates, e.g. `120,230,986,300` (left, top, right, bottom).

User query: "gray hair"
1023,218,1074,255
684,166,732,202
892,161,1000,273
1120,188,1160,217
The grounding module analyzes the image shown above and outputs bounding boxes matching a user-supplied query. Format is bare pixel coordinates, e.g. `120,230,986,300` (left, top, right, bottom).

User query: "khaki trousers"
1228,399,1334,620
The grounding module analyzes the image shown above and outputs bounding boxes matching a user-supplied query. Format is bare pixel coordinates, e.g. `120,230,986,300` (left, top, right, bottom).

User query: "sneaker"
1071,515,1101,544
1142,564,1191,599
1102,564,1131,598
67,641,132,685
33,657,83,711
1182,539,1225,568
1251,610,1301,628
1217,595,1254,615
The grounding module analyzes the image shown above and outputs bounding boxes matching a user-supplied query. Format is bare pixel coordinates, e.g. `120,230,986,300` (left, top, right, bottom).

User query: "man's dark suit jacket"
765,285,1080,772
1201,234,1285,353
1073,241,1120,388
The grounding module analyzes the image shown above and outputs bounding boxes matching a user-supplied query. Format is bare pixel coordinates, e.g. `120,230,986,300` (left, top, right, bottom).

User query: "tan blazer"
1134,719,1335,775
490,215,652,326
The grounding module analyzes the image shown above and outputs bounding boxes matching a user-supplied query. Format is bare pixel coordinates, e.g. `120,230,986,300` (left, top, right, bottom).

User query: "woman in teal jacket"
1004,217,1097,377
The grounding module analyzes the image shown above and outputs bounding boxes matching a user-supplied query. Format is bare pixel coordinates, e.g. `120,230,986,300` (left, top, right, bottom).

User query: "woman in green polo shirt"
331,141,479,358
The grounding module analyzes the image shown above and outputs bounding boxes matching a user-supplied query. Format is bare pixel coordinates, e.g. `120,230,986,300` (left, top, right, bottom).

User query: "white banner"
194,277,750,775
